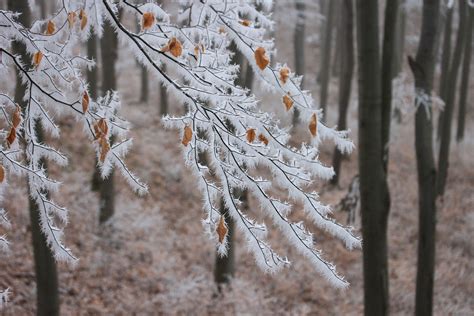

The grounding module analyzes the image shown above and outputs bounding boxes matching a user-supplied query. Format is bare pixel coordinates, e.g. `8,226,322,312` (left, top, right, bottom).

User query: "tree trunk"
214,199,235,288
332,0,342,77
159,66,168,116
456,7,473,142
437,6,453,139
8,0,60,315
408,1,440,314
292,0,305,126
319,0,335,122
393,0,407,78
99,19,119,224
330,0,354,186
437,0,467,196
140,65,149,103
355,1,390,315
381,0,400,172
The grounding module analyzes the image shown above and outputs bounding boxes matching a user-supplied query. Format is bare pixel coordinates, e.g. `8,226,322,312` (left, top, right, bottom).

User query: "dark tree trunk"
393,0,407,78
140,66,149,103
159,66,168,116
292,0,305,125
99,19,119,224
437,0,467,196
319,0,335,122
437,7,453,139
408,1,440,315
381,0,400,172
214,199,235,288
355,1,390,315
456,7,473,142
330,0,354,186
332,0,342,77
8,0,60,315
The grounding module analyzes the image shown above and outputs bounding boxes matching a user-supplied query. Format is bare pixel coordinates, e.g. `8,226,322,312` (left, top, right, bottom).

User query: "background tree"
292,0,305,125
7,0,59,314
319,0,335,122
407,0,440,314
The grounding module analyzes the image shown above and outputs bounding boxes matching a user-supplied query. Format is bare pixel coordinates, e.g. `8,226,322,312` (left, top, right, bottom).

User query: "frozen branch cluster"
0,0,147,297
1,0,361,292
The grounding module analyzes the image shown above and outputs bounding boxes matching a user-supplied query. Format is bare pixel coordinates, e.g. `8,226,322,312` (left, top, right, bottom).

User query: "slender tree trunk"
456,7,473,142
159,66,168,116
437,0,467,196
393,0,406,78
99,19,119,224
355,1,390,315
319,0,335,122
214,198,235,288
437,6,453,139
140,66,149,103
408,1,440,314
331,0,354,186
293,0,305,125
332,0,342,77
381,0,400,172
8,0,60,315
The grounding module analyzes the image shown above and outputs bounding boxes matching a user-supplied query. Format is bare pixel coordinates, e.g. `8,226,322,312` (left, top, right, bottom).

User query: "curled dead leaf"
246,128,256,143
12,105,21,128
99,137,110,162
82,91,89,114
218,26,226,34
0,165,4,183
258,134,269,146
254,47,269,70
216,215,228,243
79,9,87,30
168,37,183,57
67,12,76,28
46,20,56,35
33,51,43,69
283,93,293,111
309,113,318,137
279,67,290,84
142,12,155,30
239,20,251,27
97,118,108,136
6,126,16,147
182,125,192,146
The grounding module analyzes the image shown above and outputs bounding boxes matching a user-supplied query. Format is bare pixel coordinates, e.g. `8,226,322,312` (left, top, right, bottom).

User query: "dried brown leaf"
79,9,87,30
97,118,108,136
309,113,318,137
67,12,76,28
216,216,228,243
12,105,21,128
6,126,16,147
239,20,251,26
246,128,256,143
254,47,269,70
283,93,293,111
142,12,155,30
82,91,89,114
46,20,56,35
169,37,182,57
0,165,4,183
279,67,290,84
182,125,192,146
33,51,43,69
99,137,110,162
258,134,269,146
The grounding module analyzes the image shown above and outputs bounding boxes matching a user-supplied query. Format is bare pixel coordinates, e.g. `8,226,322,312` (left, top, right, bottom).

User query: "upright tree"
355,0,391,314
319,0,335,122
437,0,467,196
7,0,59,314
456,6,473,142
292,0,306,125
330,0,354,186
407,0,440,314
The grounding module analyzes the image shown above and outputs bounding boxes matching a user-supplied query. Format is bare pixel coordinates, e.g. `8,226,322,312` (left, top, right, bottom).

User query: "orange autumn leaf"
258,134,269,146
254,47,269,70
169,37,183,57
6,126,16,147
246,128,256,143
142,12,155,30
82,91,89,114
97,118,108,136
0,165,4,183
46,20,56,35
309,113,318,137
182,125,192,146
12,105,21,128
216,216,228,243
239,20,251,26
79,9,87,30
33,51,43,69
279,67,290,84
67,12,76,28
99,137,110,162
283,93,293,111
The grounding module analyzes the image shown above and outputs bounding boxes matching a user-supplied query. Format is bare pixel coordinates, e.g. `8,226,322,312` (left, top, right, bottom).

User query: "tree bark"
159,66,168,115
381,0,400,172
355,0,390,315
8,0,60,315
214,199,235,288
393,0,407,78
330,0,354,186
437,0,467,196
437,6,453,139
408,1,440,314
456,7,473,142
332,0,342,77
140,66,149,103
99,19,119,224
292,0,305,125
319,0,335,122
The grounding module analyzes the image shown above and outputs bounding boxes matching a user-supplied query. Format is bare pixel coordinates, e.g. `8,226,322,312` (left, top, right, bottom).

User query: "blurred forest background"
0,0,473,315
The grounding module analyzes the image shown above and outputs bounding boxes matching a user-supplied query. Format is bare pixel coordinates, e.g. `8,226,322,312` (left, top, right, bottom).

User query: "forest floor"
1,4,474,315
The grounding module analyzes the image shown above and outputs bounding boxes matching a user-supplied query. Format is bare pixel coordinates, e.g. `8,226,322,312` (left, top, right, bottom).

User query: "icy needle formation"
0,0,360,295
